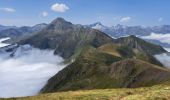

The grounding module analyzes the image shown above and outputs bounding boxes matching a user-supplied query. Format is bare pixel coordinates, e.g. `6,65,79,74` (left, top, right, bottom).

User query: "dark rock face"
20,18,113,59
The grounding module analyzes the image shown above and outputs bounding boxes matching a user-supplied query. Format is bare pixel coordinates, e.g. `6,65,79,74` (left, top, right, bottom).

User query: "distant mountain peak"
87,22,107,30
51,17,70,24
46,17,73,31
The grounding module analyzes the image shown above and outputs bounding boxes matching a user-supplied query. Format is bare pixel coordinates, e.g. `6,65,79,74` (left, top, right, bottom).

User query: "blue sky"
0,0,170,26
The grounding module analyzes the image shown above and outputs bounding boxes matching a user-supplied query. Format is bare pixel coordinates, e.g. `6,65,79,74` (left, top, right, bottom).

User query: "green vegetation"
114,35,166,55
41,44,170,93
2,82,170,100
15,18,170,100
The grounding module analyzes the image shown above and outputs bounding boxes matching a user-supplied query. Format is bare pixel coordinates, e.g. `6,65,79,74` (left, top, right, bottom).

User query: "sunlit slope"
2,82,170,100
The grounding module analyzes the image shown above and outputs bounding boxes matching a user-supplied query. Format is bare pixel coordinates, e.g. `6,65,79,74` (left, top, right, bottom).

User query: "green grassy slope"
41,44,170,93
2,82,170,100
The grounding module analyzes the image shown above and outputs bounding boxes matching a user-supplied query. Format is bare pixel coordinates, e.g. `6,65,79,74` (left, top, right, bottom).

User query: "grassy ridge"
1,82,170,100
41,44,170,93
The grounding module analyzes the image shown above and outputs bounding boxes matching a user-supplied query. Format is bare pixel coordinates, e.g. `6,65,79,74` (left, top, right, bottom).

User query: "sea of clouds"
0,43,66,98
155,53,170,68
140,33,170,68
141,32,170,44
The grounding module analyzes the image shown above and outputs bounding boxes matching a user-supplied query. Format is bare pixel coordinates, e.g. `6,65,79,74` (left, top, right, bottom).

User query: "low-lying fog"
140,33,170,68
155,52,170,68
0,39,66,98
141,32,170,44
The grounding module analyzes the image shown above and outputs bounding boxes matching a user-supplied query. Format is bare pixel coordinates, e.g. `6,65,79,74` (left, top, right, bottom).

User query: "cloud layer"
0,45,66,98
51,3,69,13
155,53,170,68
141,33,170,44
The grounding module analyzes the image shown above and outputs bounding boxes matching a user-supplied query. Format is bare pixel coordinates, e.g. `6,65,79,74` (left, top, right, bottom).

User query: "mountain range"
17,18,170,93
87,22,170,37
2,20,170,47
1,18,170,99
86,22,170,48
0,23,47,43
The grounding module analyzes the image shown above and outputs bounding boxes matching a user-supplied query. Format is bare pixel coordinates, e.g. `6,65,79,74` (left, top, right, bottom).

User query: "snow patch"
0,37,10,48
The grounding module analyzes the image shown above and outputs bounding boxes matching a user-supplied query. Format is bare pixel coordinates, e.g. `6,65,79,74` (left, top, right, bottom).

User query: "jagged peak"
46,17,73,30
51,17,71,25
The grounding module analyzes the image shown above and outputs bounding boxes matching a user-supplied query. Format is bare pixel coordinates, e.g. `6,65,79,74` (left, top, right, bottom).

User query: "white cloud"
0,44,66,98
51,3,69,13
158,17,163,22
120,16,131,23
0,8,15,13
42,11,48,17
141,32,170,44
155,53,170,68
